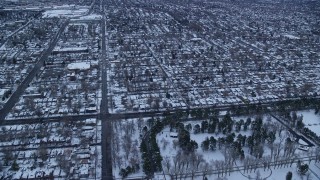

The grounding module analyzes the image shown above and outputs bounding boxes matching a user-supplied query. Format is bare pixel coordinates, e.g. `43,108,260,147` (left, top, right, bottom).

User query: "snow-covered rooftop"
67,62,91,70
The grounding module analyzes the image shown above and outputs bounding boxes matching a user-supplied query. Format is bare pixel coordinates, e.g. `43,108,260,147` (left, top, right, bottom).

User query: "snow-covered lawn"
77,14,102,20
112,118,149,179
67,62,91,70
156,114,319,179
153,162,320,180
298,110,320,136
152,162,320,180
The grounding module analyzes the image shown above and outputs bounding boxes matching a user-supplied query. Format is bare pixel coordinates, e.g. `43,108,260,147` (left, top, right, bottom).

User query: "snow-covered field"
43,9,88,18
155,114,320,180
157,126,237,163
111,113,320,179
42,6,89,18
153,163,320,180
112,118,148,179
297,109,320,136
74,14,102,21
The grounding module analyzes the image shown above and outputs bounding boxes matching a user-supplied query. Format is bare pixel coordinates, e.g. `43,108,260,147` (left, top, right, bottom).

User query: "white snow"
283,34,300,40
297,109,320,136
154,114,320,180
42,8,89,18
53,46,88,52
77,14,102,20
67,62,91,70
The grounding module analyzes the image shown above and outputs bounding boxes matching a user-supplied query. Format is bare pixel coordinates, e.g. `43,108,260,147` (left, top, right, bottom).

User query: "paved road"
100,5,114,179
4,99,320,125
1,101,276,125
0,19,69,122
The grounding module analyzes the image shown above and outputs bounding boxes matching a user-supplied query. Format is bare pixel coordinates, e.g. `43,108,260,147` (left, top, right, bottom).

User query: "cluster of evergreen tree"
275,98,320,113
140,120,164,177
199,115,277,160
230,103,267,115
286,171,292,180
229,97,320,117
192,113,236,135
189,108,219,119
190,113,279,160
246,117,276,158
297,161,309,175
177,123,198,152
201,136,216,151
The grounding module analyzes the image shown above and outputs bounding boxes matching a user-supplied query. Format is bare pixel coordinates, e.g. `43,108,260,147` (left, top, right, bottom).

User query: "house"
85,118,96,125
170,132,178,138
79,164,89,178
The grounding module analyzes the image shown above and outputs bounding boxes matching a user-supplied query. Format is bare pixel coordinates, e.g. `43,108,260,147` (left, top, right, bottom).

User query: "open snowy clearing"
298,110,320,136
155,114,319,180
112,118,149,179
42,8,89,18
76,14,102,20
153,162,320,180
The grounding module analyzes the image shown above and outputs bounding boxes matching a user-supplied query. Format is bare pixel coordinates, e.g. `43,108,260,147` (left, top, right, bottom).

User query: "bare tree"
57,154,71,176
171,150,185,179
162,156,171,174
137,117,144,133
38,144,48,162
122,133,132,160
200,162,210,180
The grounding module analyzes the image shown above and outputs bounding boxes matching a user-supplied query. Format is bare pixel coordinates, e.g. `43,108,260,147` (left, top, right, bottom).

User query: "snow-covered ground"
154,163,320,180
42,6,89,18
298,109,320,136
42,9,88,18
75,14,102,21
67,62,91,70
156,114,320,180
112,118,149,179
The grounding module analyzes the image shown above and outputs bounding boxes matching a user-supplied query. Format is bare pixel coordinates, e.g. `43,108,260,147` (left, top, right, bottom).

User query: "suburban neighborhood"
0,0,320,179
